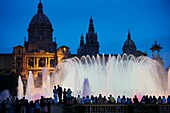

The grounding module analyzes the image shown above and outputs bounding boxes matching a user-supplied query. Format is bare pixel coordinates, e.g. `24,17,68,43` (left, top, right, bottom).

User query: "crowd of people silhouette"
1,85,170,113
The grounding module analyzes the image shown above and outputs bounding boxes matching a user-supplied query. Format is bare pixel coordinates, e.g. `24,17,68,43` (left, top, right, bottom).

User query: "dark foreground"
51,104,170,113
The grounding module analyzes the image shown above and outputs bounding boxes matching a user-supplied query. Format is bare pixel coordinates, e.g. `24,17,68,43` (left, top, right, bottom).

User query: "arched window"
39,58,45,67
16,57,22,67
28,58,34,67
50,59,55,67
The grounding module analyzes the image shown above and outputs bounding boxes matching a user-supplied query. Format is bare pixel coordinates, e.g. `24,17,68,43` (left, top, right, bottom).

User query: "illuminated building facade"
0,1,164,80
11,1,71,81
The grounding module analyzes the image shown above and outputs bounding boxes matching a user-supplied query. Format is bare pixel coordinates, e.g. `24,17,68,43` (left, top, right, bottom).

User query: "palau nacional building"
0,1,164,82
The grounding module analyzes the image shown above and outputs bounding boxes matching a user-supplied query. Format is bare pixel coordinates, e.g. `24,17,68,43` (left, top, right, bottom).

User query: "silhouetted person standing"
57,85,62,104
133,95,139,104
63,88,67,104
53,86,58,104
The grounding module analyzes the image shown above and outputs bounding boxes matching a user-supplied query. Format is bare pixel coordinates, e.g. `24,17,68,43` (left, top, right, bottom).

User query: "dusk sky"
0,0,170,68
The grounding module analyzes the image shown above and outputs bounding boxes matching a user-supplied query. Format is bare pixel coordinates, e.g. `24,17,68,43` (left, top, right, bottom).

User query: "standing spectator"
66,88,72,104
152,96,157,104
53,86,58,104
121,95,126,104
5,98,12,113
140,95,146,104
103,96,108,104
145,95,150,104
9,96,15,113
43,99,49,113
133,95,139,104
162,96,166,104
63,88,67,104
77,95,82,104
91,95,97,104
29,101,35,113
82,97,85,104
158,96,162,104
98,94,103,104
35,100,41,113
126,98,132,104
49,97,53,104
149,96,153,104
40,96,45,113
95,96,98,104
14,97,20,113
117,96,121,104
20,97,27,113
84,95,91,104
108,95,116,104
167,95,170,104
73,97,78,104
57,85,63,104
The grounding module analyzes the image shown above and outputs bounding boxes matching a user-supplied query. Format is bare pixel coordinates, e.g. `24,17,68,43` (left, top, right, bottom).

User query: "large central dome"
28,2,52,29
29,2,52,29
123,31,136,47
29,14,52,29
25,1,56,53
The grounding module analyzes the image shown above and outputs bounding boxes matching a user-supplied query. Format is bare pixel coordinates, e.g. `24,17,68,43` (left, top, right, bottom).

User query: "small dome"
122,31,137,55
123,31,136,48
123,38,136,47
150,40,162,50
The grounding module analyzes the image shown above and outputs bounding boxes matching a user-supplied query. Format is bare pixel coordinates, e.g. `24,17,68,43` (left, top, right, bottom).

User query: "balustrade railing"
159,105,170,113
50,104,170,113
84,104,126,113
74,104,129,113
72,104,170,113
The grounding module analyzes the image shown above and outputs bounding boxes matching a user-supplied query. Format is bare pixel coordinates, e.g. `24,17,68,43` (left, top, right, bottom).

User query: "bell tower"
85,16,99,55
77,16,100,56
150,40,164,66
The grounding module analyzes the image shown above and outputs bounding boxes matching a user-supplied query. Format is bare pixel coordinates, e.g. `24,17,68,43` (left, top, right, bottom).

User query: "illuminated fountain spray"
18,54,168,101
82,78,91,97
23,68,53,101
42,67,51,98
168,68,170,90
25,71,35,101
53,54,167,98
17,76,24,99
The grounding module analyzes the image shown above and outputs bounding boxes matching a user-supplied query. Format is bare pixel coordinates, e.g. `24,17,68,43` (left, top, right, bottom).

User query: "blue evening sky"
0,0,170,68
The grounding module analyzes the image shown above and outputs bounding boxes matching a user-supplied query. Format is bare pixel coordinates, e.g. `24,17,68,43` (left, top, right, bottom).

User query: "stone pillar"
27,57,29,67
35,57,36,68
48,58,50,67
34,57,35,68
36,57,39,68
158,50,160,57
45,57,47,67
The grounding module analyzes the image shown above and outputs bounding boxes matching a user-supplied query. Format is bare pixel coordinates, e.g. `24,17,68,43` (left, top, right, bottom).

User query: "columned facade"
12,47,57,84
25,53,55,78
12,1,58,85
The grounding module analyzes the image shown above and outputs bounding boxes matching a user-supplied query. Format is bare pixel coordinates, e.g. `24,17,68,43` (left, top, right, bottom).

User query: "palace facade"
0,1,163,81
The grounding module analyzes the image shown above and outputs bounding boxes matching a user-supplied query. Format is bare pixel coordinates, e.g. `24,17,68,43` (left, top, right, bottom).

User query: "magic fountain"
18,54,170,101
